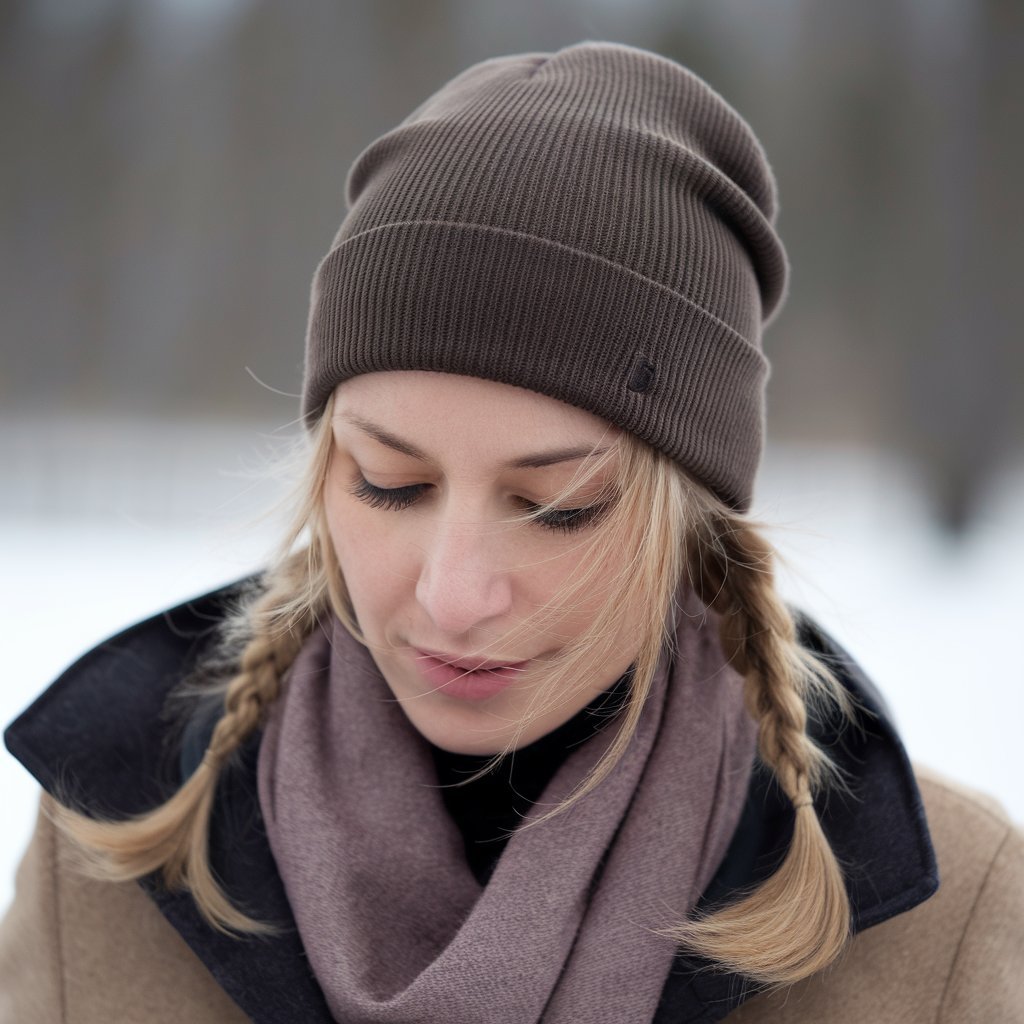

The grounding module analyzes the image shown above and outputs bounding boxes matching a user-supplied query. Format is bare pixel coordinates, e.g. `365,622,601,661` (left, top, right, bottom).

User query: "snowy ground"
2,416,1022,913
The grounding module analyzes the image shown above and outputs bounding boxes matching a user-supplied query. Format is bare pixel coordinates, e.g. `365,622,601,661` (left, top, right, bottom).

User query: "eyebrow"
342,414,609,470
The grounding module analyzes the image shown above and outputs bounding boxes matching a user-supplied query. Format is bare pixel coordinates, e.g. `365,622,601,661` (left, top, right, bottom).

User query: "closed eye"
349,477,427,511
350,477,610,534
519,500,609,534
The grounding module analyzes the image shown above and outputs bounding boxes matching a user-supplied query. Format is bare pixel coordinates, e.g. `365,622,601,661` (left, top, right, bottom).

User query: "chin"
397,697,535,756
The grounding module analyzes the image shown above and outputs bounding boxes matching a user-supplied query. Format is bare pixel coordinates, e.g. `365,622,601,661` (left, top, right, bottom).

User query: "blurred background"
2,0,1022,908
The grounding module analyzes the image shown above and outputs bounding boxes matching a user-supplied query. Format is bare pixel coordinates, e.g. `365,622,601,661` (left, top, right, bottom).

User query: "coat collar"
4,580,937,1024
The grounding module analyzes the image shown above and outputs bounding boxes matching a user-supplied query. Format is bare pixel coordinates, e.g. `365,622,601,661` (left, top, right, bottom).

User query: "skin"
323,370,642,754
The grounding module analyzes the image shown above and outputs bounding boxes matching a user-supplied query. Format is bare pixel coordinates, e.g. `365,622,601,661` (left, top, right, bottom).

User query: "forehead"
332,371,617,458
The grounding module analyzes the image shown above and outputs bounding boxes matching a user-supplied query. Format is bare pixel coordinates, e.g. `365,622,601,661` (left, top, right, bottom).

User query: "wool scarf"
257,604,757,1024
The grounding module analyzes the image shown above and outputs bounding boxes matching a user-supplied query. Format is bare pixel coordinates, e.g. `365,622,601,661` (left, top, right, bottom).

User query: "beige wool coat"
1,766,1021,1024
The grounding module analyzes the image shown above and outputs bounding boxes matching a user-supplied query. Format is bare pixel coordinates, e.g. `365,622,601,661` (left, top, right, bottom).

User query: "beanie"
301,40,788,511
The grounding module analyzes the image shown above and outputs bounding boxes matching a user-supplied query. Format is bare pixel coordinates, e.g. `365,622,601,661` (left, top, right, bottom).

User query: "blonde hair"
54,390,851,985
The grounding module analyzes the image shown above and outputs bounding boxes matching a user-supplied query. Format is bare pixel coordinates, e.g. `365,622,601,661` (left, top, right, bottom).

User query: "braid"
206,558,317,766
697,518,833,800
54,548,326,933
53,401,339,935
666,501,852,986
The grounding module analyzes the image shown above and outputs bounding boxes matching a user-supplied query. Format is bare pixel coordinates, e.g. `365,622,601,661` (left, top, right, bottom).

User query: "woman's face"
323,370,642,754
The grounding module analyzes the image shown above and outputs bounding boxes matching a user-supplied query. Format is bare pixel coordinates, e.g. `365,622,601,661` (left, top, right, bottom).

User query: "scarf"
257,601,757,1024
428,672,634,884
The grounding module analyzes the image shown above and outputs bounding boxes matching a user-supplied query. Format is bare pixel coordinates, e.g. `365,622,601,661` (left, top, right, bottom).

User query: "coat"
1,581,1022,1023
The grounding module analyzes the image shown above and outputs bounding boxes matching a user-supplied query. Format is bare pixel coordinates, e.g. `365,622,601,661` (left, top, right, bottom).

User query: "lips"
414,647,529,673
410,647,530,700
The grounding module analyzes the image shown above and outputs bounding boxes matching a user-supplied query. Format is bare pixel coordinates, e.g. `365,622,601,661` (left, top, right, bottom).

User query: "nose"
414,517,514,637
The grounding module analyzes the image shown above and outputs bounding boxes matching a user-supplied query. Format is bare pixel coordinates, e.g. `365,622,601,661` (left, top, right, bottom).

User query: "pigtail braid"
53,400,339,934
53,546,327,933
669,501,852,986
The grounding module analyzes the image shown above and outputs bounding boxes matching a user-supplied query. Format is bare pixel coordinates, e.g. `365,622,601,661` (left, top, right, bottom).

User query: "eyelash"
348,477,607,534
350,477,426,511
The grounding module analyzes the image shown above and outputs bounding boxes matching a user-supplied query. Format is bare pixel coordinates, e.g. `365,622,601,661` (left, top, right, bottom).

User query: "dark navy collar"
4,581,937,1024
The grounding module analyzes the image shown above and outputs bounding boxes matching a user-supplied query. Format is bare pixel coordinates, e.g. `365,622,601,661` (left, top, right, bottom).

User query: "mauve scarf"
257,602,757,1024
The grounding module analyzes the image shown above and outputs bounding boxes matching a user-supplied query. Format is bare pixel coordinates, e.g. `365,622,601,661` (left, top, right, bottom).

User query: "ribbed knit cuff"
303,220,767,510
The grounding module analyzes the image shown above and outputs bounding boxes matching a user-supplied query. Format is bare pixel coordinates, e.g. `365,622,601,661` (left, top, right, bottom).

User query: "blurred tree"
888,0,1022,532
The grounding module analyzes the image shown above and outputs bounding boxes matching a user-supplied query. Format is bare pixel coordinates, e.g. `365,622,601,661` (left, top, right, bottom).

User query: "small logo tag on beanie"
627,357,656,394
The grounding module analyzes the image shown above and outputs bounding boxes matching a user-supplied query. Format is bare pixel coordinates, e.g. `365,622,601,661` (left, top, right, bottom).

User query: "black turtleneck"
429,672,631,884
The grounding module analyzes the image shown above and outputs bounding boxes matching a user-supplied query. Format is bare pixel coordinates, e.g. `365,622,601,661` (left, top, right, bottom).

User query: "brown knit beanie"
302,40,787,510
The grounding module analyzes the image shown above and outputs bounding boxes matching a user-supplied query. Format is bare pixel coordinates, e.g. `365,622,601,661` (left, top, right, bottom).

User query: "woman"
1,40,1020,1024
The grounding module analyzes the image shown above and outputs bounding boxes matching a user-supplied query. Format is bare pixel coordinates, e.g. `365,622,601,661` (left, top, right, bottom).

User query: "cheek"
524,541,629,642
323,488,417,641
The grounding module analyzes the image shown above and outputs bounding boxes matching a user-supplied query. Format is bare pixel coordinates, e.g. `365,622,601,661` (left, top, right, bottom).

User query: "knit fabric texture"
301,41,788,509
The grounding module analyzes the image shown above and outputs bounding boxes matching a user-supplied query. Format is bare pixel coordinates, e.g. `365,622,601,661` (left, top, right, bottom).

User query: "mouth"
410,647,530,700
415,647,529,672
